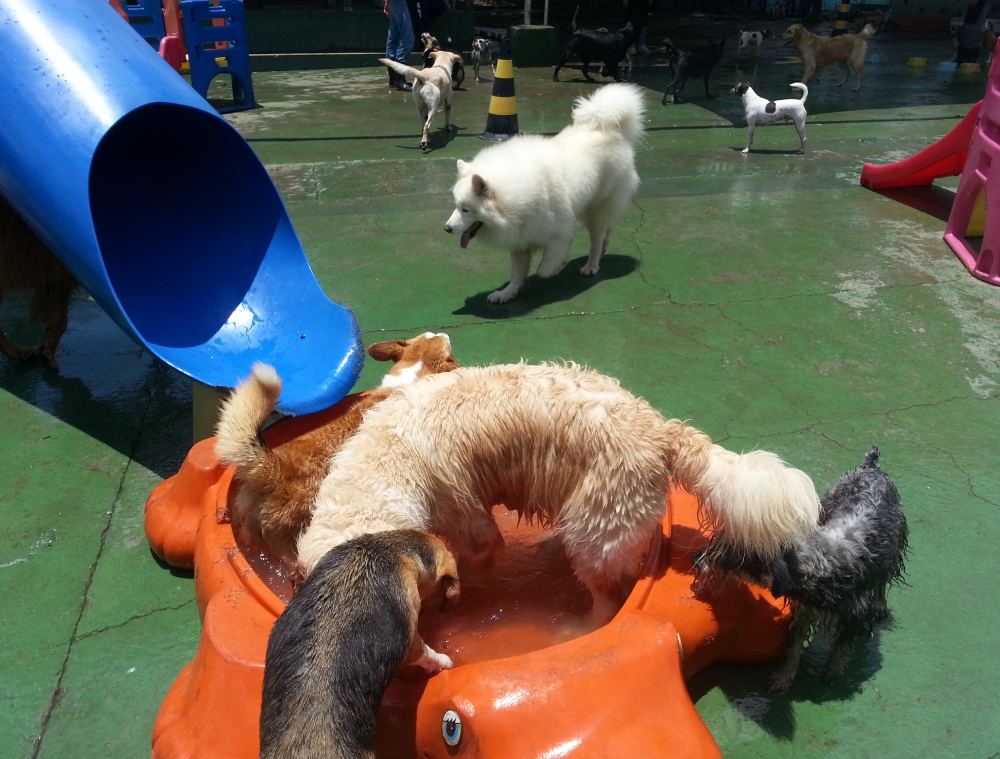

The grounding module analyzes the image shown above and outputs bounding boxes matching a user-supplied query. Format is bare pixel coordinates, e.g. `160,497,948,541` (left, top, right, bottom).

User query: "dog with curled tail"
259,530,460,759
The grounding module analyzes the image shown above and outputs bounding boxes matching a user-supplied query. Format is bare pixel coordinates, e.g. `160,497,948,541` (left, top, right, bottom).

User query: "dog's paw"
580,262,600,276
415,644,454,675
741,147,750,155
767,671,795,694
487,288,516,304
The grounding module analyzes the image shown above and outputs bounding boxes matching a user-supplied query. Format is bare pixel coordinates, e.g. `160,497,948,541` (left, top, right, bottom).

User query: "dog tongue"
461,228,472,249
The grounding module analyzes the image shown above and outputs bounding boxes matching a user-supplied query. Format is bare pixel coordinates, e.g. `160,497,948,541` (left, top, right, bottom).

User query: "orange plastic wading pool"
145,393,790,759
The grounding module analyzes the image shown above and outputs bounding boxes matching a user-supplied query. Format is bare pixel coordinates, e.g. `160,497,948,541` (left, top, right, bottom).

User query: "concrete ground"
2,21,998,759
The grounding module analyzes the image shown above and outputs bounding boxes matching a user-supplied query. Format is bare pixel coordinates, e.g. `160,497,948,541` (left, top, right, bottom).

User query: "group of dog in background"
380,32,494,150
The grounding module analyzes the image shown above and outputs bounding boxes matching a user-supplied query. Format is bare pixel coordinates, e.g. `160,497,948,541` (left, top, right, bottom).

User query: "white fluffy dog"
443,83,645,304
297,363,821,615
381,52,458,151
730,81,808,154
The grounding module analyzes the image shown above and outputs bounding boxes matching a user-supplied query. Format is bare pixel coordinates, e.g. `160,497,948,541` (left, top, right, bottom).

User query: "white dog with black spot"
730,81,808,154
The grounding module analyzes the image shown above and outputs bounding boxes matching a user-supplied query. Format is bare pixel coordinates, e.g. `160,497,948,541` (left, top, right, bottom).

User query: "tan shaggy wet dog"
782,23,876,92
0,195,79,368
297,362,822,617
215,333,460,565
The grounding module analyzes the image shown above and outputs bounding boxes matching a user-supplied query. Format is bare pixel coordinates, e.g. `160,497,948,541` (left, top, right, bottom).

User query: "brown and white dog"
259,530,459,759
297,362,821,617
0,195,79,369
782,23,876,92
421,32,466,88
381,52,459,151
215,333,460,565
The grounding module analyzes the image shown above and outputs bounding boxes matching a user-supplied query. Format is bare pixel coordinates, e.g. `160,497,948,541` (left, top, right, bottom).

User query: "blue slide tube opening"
0,0,363,415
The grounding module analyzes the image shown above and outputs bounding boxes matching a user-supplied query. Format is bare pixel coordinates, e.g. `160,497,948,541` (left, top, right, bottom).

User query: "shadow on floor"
452,253,640,318
867,184,955,223
0,295,192,479
689,619,894,740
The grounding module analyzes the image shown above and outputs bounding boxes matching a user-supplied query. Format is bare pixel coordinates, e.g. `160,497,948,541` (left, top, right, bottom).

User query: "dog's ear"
368,339,408,362
768,555,794,597
438,573,461,612
456,158,471,175
472,174,489,196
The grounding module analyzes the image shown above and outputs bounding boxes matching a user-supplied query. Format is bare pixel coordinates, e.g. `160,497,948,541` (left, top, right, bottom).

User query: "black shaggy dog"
661,37,726,105
552,14,638,83
697,446,909,693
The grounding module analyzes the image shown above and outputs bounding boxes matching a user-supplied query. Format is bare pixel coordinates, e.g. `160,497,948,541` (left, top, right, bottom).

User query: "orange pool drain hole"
145,393,790,759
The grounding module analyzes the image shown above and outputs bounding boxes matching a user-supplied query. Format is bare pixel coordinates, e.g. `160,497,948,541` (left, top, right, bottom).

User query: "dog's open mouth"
460,221,483,249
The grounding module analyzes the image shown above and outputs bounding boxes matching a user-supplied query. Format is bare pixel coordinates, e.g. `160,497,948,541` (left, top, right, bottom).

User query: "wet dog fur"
0,195,79,369
259,530,460,759
215,333,460,565
298,362,821,618
661,37,726,104
697,446,908,693
782,23,876,92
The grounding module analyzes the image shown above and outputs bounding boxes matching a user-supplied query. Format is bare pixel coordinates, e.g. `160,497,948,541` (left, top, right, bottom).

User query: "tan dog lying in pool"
215,333,460,565
297,362,822,616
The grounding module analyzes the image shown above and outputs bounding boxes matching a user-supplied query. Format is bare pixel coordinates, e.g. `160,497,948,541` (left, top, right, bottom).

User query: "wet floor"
2,19,999,759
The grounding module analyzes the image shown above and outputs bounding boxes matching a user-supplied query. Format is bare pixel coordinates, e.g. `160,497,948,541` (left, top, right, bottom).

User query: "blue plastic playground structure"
0,0,362,415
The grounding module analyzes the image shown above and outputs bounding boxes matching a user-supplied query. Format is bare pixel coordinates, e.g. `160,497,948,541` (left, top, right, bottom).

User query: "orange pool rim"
144,392,790,759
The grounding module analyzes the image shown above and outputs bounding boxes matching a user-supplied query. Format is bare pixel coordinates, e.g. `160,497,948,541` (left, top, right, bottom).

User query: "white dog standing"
381,51,459,151
737,29,773,57
731,81,808,154
443,83,645,304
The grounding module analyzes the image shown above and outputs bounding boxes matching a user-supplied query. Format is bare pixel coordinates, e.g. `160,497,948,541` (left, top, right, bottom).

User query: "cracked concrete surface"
2,40,1000,759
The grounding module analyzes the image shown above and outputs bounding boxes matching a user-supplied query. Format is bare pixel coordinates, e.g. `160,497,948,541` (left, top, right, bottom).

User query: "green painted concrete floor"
2,25,999,759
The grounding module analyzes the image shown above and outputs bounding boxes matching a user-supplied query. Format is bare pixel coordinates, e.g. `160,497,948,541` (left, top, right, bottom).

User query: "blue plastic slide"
0,0,362,415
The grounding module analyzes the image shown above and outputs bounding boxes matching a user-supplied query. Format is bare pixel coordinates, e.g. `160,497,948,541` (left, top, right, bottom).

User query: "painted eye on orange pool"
442,709,462,747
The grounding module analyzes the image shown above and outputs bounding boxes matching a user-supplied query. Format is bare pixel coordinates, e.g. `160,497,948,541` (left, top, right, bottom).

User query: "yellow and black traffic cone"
481,38,518,141
831,0,851,35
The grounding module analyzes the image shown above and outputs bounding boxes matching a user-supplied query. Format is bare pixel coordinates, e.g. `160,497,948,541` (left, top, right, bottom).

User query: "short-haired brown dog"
782,23,876,92
215,333,460,564
0,194,79,369
259,530,460,759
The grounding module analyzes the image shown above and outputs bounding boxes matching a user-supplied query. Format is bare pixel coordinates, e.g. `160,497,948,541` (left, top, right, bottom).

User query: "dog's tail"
380,58,428,83
790,82,808,103
861,445,880,469
663,422,821,559
572,82,646,144
215,363,282,479
571,4,579,32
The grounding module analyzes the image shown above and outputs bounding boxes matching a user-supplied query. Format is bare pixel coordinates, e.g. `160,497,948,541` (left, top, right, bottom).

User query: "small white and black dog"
737,29,773,57
730,81,808,154
471,38,494,82
697,446,909,693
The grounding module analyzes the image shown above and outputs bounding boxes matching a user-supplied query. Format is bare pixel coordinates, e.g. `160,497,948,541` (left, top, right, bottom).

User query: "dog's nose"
444,224,453,233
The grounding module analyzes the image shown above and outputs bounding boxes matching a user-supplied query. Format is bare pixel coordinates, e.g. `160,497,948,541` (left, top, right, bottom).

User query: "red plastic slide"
860,101,982,190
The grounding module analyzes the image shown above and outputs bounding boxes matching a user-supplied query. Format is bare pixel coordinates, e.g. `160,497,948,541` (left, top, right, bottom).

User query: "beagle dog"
259,530,460,759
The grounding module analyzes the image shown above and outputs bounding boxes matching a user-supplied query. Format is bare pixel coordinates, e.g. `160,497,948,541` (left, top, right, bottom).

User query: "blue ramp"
0,0,362,415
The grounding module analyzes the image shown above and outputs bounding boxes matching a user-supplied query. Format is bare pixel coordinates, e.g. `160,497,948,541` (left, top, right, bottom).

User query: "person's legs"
389,0,415,63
